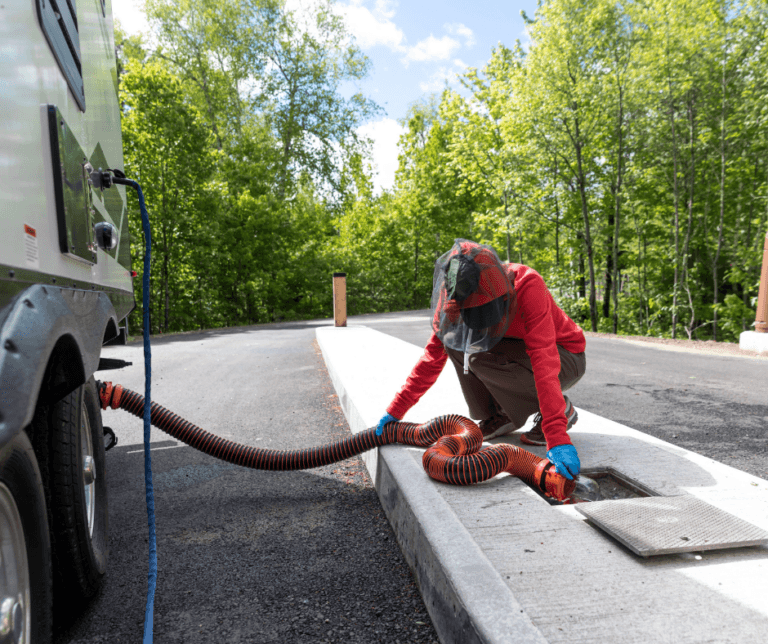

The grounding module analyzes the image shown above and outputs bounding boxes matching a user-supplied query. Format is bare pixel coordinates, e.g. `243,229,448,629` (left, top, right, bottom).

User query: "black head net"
431,239,517,372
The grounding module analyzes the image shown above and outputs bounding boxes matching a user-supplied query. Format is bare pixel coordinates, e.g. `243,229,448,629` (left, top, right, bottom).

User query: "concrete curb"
317,327,547,644
317,325,768,644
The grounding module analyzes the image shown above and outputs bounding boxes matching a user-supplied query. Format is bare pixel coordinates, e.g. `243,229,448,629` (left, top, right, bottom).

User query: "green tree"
117,0,768,340
441,45,535,264
120,57,218,333
393,96,476,303
515,0,620,331
145,0,255,150
258,0,381,200
145,0,379,201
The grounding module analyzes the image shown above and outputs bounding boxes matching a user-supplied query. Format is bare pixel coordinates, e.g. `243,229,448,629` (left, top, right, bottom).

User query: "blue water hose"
112,176,156,643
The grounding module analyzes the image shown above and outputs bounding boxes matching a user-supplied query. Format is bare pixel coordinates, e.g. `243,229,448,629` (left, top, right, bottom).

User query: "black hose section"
99,382,494,476
98,381,574,498
106,383,397,470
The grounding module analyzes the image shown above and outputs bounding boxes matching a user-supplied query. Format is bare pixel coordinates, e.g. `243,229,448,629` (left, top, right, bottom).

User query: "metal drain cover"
575,495,768,557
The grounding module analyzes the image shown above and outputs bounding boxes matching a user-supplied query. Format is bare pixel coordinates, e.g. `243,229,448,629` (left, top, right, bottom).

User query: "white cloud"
337,2,472,69
418,66,457,92
373,0,397,19
337,0,405,50
113,0,151,36
445,23,475,48
403,35,461,65
357,117,405,194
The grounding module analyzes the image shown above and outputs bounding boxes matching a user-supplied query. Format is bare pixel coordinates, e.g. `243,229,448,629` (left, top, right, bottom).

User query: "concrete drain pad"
575,495,768,557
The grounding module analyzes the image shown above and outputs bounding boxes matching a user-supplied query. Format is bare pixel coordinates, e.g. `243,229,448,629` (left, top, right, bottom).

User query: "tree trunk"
577,231,586,300
668,98,681,339
414,237,419,308
161,163,170,334
636,216,649,333
146,255,153,335
603,218,613,320
611,80,626,335
277,81,299,201
682,89,697,339
573,132,598,332
553,160,561,267
197,277,204,331
163,238,170,333
194,54,224,152
643,233,649,331
612,204,620,334
713,62,727,342
504,191,511,262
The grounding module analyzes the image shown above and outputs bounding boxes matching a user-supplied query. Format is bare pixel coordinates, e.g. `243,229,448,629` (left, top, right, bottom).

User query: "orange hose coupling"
534,459,576,500
98,381,123,410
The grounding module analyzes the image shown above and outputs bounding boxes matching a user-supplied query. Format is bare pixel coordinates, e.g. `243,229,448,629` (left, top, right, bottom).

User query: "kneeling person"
376,239,586,480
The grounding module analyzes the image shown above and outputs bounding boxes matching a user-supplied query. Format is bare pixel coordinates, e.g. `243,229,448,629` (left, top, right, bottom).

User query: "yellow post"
333,273,347,327
755,231,768,333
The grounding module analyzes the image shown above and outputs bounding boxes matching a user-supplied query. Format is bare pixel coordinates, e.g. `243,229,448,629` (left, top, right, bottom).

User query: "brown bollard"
333,272,347,327
755,231,768,333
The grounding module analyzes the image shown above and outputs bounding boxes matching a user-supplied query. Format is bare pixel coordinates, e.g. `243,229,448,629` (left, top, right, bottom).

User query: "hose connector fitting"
534,459,577,501
97,380,124,410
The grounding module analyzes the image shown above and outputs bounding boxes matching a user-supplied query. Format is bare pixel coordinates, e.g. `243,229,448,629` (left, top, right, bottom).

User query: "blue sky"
114,0,538,192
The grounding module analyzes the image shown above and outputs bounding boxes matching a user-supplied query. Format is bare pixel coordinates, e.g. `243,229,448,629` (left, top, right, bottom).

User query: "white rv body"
0,2,134,640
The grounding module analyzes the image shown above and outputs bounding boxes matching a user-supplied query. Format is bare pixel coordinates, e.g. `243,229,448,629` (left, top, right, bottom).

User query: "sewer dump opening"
576,468,659,502
525,468,658,506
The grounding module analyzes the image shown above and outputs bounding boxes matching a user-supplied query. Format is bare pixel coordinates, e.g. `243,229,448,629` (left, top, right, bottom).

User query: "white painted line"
126,444,184,454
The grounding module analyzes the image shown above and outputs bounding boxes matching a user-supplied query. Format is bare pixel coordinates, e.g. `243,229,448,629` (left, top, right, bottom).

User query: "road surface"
57,310,767,642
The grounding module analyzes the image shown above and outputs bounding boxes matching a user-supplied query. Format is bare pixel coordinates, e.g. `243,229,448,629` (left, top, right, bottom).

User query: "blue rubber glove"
546,444,580,480
376,413,399,436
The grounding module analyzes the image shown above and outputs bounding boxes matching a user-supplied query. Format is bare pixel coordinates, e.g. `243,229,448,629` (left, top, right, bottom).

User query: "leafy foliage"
117,0,768,343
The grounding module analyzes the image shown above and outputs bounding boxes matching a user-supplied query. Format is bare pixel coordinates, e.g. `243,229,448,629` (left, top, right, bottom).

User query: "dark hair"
460,294,508,330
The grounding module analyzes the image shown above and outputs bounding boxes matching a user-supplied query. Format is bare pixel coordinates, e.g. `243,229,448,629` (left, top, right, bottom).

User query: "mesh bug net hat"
431,239,517,373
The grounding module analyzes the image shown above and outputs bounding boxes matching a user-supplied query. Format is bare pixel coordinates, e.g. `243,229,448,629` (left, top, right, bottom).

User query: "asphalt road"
57,310,768,643
57,320,439,644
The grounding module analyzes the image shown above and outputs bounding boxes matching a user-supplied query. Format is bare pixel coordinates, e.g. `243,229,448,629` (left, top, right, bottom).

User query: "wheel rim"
0,483,30,644
81,400,96,537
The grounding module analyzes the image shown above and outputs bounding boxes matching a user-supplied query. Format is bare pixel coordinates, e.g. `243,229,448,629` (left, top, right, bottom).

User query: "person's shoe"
520,398,578,446
479,412,514,440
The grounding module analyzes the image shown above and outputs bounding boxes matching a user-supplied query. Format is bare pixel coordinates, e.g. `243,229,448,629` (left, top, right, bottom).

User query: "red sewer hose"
98,381,575,501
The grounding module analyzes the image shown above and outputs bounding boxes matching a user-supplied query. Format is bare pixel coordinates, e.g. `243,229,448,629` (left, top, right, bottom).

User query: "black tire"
0,430,53,643
36,376,109,606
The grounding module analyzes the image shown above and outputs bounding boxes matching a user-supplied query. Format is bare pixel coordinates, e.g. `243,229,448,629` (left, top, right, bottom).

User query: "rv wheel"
42,377,109,605
0,431,53,643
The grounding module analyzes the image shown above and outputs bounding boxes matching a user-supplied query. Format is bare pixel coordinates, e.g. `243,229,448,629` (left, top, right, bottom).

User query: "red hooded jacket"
386,263,586,449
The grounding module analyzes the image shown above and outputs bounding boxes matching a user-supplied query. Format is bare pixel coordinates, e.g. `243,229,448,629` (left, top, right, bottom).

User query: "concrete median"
317,325,768,644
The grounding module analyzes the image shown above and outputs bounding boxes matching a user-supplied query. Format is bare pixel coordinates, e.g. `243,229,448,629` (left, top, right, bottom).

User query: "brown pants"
445,339,586,430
